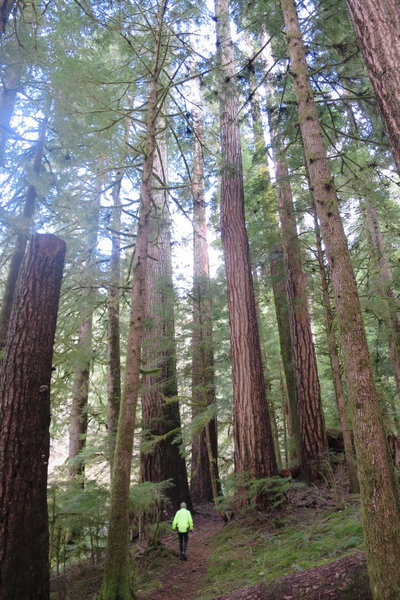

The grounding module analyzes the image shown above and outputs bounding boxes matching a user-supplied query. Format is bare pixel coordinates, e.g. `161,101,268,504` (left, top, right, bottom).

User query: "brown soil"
138,503,224,600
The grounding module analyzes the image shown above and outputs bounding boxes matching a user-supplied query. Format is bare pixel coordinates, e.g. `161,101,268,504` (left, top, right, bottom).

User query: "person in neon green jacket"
172,502,193,560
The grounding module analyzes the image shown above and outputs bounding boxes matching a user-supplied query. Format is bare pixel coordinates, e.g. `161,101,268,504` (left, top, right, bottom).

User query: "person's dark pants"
178,531,188,557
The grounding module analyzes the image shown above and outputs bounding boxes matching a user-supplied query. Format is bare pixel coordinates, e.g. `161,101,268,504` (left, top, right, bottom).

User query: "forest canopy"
0,1,399,599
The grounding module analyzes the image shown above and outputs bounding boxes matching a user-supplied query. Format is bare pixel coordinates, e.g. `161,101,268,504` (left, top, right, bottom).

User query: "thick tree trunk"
0,113,48,348
313,212,359,494
345,0,400,174
275,152,327,481
98,3,168,598
214,0,277,506
190,73,221,504
281,1,400,597
140,127,191,516
0,233,65,600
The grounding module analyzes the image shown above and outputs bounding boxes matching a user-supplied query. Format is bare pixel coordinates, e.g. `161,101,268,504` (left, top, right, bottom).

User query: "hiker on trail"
172,502,193,560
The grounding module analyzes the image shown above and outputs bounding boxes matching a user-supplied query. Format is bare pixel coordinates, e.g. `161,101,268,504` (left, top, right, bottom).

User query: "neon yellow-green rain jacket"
172,508,193,533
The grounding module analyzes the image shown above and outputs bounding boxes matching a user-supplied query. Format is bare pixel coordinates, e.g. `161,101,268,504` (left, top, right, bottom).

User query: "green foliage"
201,504,363,598
48,480,109,572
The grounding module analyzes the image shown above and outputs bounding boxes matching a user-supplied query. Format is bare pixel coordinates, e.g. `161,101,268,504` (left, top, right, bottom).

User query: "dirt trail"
139,504,224,600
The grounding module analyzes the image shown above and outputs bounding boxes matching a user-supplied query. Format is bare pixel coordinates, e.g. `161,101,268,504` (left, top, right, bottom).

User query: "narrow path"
139,505,224,600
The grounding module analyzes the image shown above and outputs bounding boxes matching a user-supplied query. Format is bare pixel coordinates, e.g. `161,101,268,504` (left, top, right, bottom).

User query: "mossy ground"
199,503,363,598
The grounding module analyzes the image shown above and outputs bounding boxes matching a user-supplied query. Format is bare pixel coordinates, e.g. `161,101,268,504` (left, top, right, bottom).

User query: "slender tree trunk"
0,61,21,162
68,169,102,482
0,0,16,34
107,167,124,478
313,211,359,494
270,245,300,465
140,126,191,516
363,199,400,398
257,37,327,479
0,113,48,348
0,233,65,600
345,0,400,174
275,151,327,481
281,1,400,596
190,73,221,504
98,3,168,597
214,0,277,507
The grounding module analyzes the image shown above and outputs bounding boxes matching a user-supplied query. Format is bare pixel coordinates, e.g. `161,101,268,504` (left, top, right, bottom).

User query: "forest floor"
51,464,371,599
137,503,225,600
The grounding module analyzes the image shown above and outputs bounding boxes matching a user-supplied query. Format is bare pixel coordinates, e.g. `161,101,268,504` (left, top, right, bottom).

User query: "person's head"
180,502,187,509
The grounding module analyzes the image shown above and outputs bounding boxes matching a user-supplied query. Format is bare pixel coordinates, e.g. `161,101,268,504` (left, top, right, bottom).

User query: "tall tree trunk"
190,73,221,504
214,0,277,507
140,125,191,516
0,112,48,348
363,199,400,398
68,168,102,482
0,233,65,600
98,2,168,598
274,150,327,481
313,211,359,494
246,75,285,470
107,169,123,479
257,37,326,478
281,1,400,596
345,0,400,174
269,245,300,465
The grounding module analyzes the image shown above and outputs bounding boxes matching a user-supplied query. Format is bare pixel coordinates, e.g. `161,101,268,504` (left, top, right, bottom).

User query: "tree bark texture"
275,152,327,482
98,3,168,598
0,113,48,349
140,127,191,516
281,1,400,597
345,0,400,174
313,211,359,494
0,233,66,600
190,73,220,504
258,37,301,467
214,0,277,504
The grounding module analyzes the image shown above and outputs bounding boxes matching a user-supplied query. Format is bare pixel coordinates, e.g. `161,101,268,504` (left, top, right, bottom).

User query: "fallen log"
211,551,370,600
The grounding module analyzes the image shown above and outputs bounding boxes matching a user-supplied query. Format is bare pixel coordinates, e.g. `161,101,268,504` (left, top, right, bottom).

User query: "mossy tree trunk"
313,211,359,494
0,233,66,600
214,0,278,507
281,0,400,597
98,2,169,598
